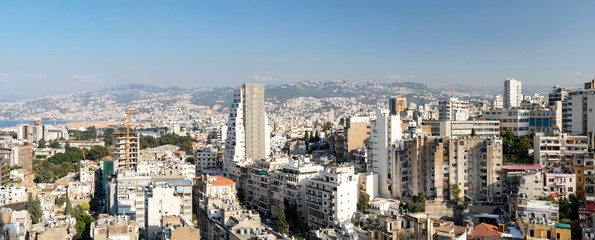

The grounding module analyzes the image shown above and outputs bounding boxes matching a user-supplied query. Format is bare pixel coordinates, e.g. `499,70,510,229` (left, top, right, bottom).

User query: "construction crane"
76,130,86,161
125,108,139,169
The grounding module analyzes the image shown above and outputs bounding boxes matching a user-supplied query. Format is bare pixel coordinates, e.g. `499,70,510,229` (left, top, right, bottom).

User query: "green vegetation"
55,194,69,206
339,118,345,126
9,165,22,171
400,192,426,213
283,198,304,231
357,192,370,213
102,128,115,146
470,128,479,137
540,195,581,239
73,205,94,240
86,145,110,160
502,131,533,163
26,193,42,224
323,121,332,130
89,199,100,212
70,126,98,141
49,139,60,149
34,147,83,183
275,208,288,234
140,134,196,152
65,198,73,216
38,138,46,148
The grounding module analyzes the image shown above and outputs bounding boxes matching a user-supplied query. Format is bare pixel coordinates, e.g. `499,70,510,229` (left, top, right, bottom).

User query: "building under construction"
113,130,139,169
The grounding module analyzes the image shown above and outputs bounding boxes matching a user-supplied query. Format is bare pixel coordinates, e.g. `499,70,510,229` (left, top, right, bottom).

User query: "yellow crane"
125,108,139,169
76,130,86,161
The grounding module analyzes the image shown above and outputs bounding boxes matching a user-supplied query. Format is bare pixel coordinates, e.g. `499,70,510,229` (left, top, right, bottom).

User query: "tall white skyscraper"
504,78,523,109
224,83,271,174
367,107,402,198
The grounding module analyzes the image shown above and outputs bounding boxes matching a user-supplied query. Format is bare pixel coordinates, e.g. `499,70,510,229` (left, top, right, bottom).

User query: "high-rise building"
563,80,595,135
491,95,503,110
389,96,407,115
438,98,469,121
344,116,369,163
113,130,140,169
224,83,270,176
548,85,570,107
392,136,503,202
368,107,402,198
504,78,523,109
16,124,29,141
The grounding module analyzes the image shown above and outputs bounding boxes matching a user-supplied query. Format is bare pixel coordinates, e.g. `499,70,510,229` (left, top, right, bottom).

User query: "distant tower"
389,94,407,115
224,83,271,174
504,78,523,109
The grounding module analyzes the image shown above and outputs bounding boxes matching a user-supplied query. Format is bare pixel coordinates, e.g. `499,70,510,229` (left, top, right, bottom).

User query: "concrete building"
244,157,289,213
269,160,323,222
368,107,402,198
389,96,407,115
545,172,576,199
91,214,140,240
344,116,369,163
563,82,595,135
574,153,595,200
438,98,470,121
224,83,271,177
195,147,218,176
425,120,500,138
491,95,503,110
146,185,182,240
365,213,467,240
0,185,27,205
392,136,503,203
518,200,559,222
533,133,589,169
306,165,358,229
548,85,570,108
483,108,531,136
16,124,29,141
113,130,140,169
504,78,523,109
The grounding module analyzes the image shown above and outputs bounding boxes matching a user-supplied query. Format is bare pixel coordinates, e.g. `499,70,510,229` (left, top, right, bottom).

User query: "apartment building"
504,78,523,109
533,133,589,169
425,120,500,138
368,107,402,198
438,98,470,121
306,165,358,229
544,172,576,199
195,147,218,176
491,95,503,110
245,157,289,213
269,160,323,222
389,96,407,115
563,79,595,135
574,153,595,200
344,116,369,163
483,108,531,136
224,83,271,177
392,136,503,203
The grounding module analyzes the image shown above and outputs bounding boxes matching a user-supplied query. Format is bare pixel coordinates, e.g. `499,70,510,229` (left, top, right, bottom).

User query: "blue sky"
1,1,594,99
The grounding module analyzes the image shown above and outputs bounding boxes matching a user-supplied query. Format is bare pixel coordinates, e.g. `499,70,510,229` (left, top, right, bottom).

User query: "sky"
1,1,594,99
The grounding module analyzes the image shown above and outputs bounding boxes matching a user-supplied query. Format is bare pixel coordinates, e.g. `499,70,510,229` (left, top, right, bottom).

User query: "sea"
0,120,71,128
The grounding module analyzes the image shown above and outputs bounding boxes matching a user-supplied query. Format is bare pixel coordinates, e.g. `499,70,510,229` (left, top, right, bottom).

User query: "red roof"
472,223,502,239
550,193,559,198
502,164,542,171
212,175,235,186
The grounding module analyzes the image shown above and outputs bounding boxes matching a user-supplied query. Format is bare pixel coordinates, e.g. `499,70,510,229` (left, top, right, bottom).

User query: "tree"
26,193,42,224
357,192,370,213
323,121,332,130
275,208,288,234
75,213,94,240
65,141,70,149
38,138,46,148
49,139,60,149
89,199,100,212
80,202,90,211
65,197,73,216
55,194,68,206
470,128,479,137
339,118,345,126
103,128,114,147
314,130,320,142
86,145,110,160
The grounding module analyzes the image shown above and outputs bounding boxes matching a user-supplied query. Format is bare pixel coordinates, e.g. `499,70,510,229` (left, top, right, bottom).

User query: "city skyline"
1,1,595,98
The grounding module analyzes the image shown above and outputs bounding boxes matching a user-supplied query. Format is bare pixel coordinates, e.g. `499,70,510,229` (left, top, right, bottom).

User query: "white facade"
563,89,595,135
491,95,503,110
0,185,27,205
224,84,271,177
504,78,523,109
533,133,589,168
484,108,531,136
438,98,470,121
306,165,358,229
368,107,402,198
146,186,181,240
